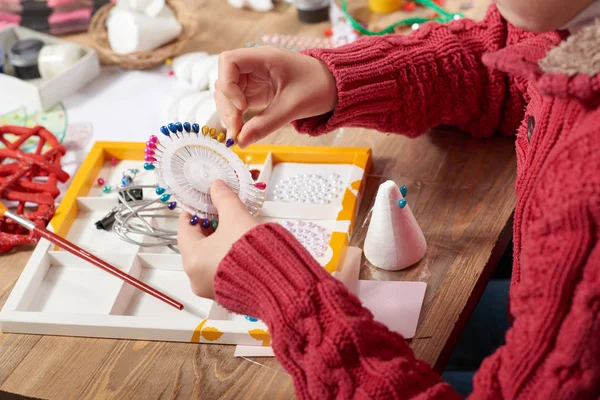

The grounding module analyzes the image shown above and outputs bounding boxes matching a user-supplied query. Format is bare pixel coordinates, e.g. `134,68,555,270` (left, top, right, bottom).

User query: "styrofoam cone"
107,10,182,54
177,91,213,122
172,52,208,84
208,63,219,92
227,0,245,8
363,180,426,270
161,87,194,121
194,98,220,128
191,55,218,91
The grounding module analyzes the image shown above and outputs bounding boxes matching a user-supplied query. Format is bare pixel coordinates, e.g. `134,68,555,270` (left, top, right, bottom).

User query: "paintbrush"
0,202,184,310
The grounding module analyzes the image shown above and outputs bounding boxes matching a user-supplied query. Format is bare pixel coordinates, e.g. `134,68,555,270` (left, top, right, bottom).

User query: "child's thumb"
210,180,247,219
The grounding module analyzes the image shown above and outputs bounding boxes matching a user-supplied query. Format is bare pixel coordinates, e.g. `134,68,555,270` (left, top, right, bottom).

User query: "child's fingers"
177,211,206,256
218,49,273,110
238,93,295,148
214,86,243,142
210,180,249,224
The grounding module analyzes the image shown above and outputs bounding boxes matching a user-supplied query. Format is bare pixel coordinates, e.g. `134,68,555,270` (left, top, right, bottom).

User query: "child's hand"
215,47,338,148
177,180,260,299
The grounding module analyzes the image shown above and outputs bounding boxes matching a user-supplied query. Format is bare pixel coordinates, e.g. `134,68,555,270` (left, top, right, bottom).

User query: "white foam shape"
248,0,274,12
161,87,195,121
173,52,209,84
131,0,165,16
107,9,182,54
363,180,426,270
190,55,218,91
194,98,219,127
177,91,213,122
227,0,245,8
208,63,219,92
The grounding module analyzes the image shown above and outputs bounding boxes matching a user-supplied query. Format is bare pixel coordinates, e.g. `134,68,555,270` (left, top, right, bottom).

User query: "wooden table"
0,1,514,399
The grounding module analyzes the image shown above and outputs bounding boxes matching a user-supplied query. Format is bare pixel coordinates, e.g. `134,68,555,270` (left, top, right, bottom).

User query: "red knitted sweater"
214,5,600,399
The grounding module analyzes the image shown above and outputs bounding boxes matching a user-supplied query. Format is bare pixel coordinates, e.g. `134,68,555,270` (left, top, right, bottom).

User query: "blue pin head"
168,123,177,133
192,123,200,134
175,122,183,132
183,122,191,133
160,193,171,202
155,187,165,195
400,185,408,197
398,199,407,208
160,126,170,136
143,163,155,170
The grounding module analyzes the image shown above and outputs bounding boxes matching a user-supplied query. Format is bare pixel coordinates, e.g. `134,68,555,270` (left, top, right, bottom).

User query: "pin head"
144,155,157,162
400,185,407,197
146,141,156,149
226,138,235,148
167,201,177,210
183,122,191,132
398,199,407,208
160,126,170,136
168,123,177,133
190,215,199,225
144,148,155,155
192,123,200,134
149,135,159,143
175,122,183,132
160,193,171,202
201,218,210,229
254,182,267,190
143,163,155,171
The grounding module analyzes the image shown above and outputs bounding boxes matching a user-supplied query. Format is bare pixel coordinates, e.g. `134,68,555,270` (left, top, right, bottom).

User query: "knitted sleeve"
292,4,527,138
214,223,460,399
471,122,600,398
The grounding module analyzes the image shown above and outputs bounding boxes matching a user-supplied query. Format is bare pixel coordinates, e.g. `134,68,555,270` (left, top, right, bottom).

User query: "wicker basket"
88,0,196,70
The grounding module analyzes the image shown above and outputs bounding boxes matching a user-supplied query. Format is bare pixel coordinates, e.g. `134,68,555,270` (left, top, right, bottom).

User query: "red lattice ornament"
0,125,69,252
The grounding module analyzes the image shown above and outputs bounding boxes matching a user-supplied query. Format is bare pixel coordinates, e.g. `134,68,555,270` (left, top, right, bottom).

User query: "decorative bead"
250,169,260,181
183,122,191,132
155,187,166,195
209,128,217,138
143,163,155,171
202,126,209,136
398,199,407,208
144,148,155,155
146,141,156,149
168,123,177,133
167,201,177,210
211,218,218,229
201,218,210,229
254,182,267,190
121,175,133,186
217,132,226,142
190,215,199,225
175,122,183,132
160,194,171,202
400,185,407,197
110,157,118,166
144,155,157,162
102,185,111,193
97,178,105,186
192,123,200,134
226,138,235,148
244,316,258,322
149,135,159,143
160,126,170,136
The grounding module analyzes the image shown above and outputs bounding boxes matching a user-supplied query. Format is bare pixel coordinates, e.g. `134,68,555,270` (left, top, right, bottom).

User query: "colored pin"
175,122,183,132
144,155,157,162
183,122,191,133
160,194,171,202
144,163,155,171
398,199,407,208
254,182,267,190
192,123,200,134
400,185,407,197
167,202,177,210
201,218,210,229
144,148,155,155
226,138,235,148
190,215,199,225
160,126,170,137
156,187,166,195
168,123,177,134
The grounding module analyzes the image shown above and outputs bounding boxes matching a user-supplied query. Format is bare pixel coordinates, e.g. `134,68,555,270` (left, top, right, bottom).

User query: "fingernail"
232,99,243,110
213,179,228,189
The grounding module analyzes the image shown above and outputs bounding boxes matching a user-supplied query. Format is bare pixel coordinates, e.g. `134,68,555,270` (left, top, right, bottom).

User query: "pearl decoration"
272,173,344,204
281,220,331,259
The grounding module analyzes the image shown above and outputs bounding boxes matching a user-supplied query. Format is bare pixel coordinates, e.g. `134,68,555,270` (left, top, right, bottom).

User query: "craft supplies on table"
0,141,371,346
0,25,99,112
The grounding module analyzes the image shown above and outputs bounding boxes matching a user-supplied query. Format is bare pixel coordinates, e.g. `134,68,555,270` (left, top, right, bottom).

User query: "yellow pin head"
202,126,209,136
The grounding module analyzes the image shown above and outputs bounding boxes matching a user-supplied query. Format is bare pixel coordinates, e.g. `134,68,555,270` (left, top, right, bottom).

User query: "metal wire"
112,185,179,253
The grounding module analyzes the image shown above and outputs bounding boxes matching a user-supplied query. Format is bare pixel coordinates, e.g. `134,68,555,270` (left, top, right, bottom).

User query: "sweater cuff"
292,37,401,135
213,223,332,320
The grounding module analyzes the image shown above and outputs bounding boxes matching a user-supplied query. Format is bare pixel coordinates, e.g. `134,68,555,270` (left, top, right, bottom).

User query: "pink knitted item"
0,11,19,23
214,4,600,399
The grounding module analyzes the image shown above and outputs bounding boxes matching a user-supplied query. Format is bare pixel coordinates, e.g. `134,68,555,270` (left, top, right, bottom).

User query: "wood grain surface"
0,1,512,399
